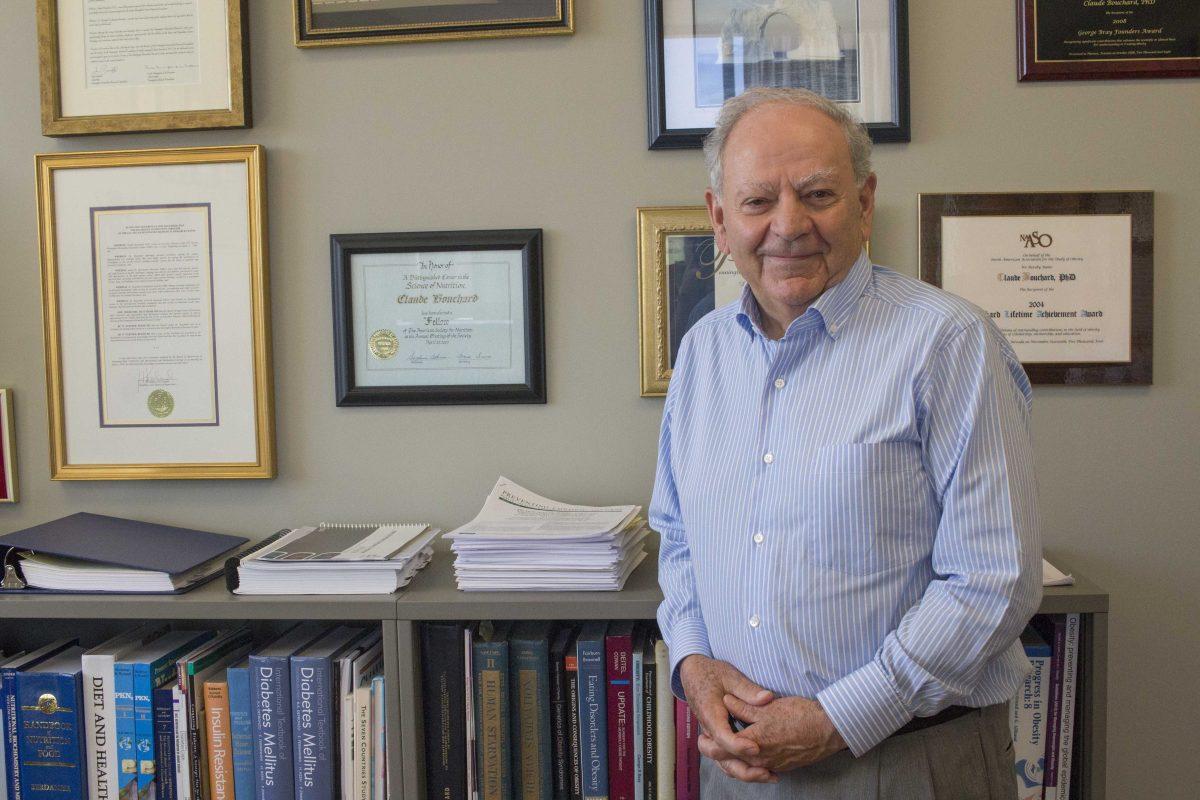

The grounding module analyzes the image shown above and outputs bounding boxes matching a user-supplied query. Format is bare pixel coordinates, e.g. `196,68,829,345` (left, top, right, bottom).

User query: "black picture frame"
331,229,546,406
645,0,910,149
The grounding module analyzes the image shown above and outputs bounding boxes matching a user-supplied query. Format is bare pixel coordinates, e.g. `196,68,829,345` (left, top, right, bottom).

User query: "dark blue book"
151,688,176,800
548,625,578,800
15,646,87,800
249,622,329,800
290,626,367,800
2,638,79,800
225,661,256,800
510,621,555,800
420,622,468,800
473,620,513,800
574,622,608,800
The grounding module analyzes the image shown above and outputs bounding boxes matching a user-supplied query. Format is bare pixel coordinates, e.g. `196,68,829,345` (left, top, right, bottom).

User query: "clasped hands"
678,654,847,783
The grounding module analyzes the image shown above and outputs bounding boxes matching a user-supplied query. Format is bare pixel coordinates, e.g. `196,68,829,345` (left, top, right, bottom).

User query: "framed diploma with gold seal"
36,0,251,135
1018,0,1200,80
0,389,17,502
331,229,546,405
919,191,1153,385
36,146,275,479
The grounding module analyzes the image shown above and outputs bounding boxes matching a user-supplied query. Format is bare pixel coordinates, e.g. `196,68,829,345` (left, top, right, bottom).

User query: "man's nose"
769,194,814,241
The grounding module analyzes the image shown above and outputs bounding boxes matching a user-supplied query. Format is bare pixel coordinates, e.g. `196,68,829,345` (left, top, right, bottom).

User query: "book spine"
354,684,372,800
421,623,467,800
82,653,119,800
15,670,86,799
576,637,607,800
1055,614,1081,800
290,655,334,800
203,682,234,800
1036,616,1066,790
563,658,581,800
0,699,7,800
3,668,22,800
152,688,176,800
630,645,643,800
640,642,655,800
511,638,551,800
548,645,568,800
169,689,190,800
132,663,159,798
473,639,511,800
370,676,386,800
673,700,698,800
225,667,256,800
604,632,632,800
1011,646,1051,800
184,676,203,800
652,638,673,800
249,655,295,800
112,662,137,800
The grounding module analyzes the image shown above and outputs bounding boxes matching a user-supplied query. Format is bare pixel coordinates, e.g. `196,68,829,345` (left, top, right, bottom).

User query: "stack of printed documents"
446,477,650,591
233,523,438,594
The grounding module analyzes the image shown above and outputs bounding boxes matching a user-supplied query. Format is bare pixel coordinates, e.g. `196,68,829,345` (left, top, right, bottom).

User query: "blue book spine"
132,664,158,798
290,656,334,800
225,668,256,800
113,662,137,800
2,667,21,800
151,688,176,800
473,633,512,800
249,655,295,800
575,626,608,800
15,669,86,799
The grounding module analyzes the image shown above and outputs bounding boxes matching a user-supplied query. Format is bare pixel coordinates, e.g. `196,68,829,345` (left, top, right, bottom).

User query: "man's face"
706,103,876,337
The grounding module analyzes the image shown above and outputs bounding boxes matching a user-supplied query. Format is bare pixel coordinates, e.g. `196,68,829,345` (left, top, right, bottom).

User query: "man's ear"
858,173,877,242
705,188,728,253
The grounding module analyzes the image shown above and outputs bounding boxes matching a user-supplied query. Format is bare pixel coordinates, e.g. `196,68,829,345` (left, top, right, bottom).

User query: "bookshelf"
0,551,1109,800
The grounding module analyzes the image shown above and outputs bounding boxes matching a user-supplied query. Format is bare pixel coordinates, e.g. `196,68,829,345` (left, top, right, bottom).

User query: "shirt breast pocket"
805,442,935,575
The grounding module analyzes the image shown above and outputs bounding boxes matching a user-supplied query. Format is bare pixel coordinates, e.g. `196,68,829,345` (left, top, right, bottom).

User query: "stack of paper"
446,477,650,591
234,523,438,594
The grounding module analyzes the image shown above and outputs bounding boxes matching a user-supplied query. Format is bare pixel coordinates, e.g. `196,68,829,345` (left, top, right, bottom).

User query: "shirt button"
828,323,838,334
763,453,774,464
749,614,761,629
774,378,785,389
753,532,764,544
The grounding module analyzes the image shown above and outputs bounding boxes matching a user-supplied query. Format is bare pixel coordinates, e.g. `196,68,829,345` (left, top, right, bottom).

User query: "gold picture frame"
294,0,574,47
37,0,251,136
0,389,17,503
637,206,746,397
36,146,275,480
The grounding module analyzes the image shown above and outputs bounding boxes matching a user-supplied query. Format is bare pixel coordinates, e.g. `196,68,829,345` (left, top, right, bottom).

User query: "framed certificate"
919,191,1153,385
37,0,251,136
36,146,275,479
0,389,16,503
646,0,910,149
637,207,747,396
331,230,546,405
1018,0,1200,81
295,0,574,47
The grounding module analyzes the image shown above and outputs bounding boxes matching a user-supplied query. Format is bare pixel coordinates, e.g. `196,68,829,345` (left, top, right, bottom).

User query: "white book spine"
1055,614,1081,800
371,675,386,799
172,687,192,800
82,651,118,800
1011,651,1051,800
653,640,674,800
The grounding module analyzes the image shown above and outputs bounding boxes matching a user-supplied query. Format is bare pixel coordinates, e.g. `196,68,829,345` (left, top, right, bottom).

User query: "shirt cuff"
666,617,712,701
816,658,913,757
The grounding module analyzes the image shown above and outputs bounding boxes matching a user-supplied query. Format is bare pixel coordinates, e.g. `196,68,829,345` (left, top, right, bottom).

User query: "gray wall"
1,3,1197,795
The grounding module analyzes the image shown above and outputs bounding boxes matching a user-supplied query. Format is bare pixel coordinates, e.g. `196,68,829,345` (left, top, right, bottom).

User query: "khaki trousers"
700,703,1017,800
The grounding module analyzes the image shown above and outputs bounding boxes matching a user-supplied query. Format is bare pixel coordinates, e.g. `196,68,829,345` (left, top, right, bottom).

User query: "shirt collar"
735,249,871,341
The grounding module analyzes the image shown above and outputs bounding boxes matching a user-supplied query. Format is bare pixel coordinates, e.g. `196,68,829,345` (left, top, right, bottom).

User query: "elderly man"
652,86,1042,798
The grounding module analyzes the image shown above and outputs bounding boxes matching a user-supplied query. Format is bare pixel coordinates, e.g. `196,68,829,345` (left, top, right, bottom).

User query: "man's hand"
678,655,776,783
720,694,848,774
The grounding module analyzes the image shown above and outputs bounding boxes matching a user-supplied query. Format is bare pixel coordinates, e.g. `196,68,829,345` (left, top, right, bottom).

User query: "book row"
0,622,387,800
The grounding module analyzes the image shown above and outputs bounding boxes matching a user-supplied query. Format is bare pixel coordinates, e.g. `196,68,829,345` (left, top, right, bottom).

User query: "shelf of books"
0,550,1108,800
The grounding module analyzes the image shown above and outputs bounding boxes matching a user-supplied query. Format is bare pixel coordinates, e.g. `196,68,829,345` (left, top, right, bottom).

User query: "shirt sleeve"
651,380,713,701
817,319,1043,756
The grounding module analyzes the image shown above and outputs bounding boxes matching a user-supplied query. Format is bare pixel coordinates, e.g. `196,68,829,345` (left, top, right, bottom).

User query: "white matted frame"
0,389,16,502
37,0,251,136
36,145,275,480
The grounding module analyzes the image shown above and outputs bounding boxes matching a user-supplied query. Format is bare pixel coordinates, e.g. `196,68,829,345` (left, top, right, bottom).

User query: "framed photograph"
1018,0,1200,81
637,207,747,396
36,146,275,479
295,0,574,47
0,389,16,503
36,0,251,136
331,229,546,405
919,191,1153,386
645,0,909,149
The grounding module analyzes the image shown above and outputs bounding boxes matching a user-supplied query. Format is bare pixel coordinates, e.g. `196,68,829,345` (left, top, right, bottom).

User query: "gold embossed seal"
147,389,175,419
369,329,399,360
37,693,59,715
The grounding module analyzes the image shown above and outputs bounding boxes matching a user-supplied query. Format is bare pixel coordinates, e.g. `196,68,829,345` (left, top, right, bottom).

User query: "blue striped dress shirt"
652,251,1043,756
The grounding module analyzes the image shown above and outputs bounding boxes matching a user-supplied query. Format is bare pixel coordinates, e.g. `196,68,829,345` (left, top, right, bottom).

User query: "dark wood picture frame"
295,0,573,47
1018,0,1200,81
332,229,546,406
919,191,1153,386
645,0,910,149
